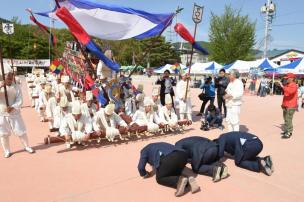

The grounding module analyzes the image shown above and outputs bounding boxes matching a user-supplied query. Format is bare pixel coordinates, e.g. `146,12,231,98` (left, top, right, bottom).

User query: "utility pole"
261,0,276,58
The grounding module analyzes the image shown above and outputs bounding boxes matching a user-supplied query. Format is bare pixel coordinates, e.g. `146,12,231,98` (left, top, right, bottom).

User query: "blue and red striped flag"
84,73,107,106
55,6,120,72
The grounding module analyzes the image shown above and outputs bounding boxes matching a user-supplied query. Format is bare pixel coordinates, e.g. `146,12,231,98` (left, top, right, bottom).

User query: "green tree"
209,5,256,64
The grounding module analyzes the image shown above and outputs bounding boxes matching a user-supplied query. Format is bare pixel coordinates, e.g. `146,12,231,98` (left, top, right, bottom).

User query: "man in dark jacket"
215,69,229,117
175,136,228,182
215,132,274,176
156,70,176,106
138,142,200,197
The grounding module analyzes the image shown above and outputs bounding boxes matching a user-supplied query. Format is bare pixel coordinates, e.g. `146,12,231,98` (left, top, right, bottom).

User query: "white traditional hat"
136,93,145,102
59,96,69,108
152,87,160,96
137,84,144,92
45,84,52,93
144,97,152,107
86,91,94,101
40,77,47,84
61,75,70,83
0,63,12,76
72,101,82,115
165,94,172,104
105,104,115,115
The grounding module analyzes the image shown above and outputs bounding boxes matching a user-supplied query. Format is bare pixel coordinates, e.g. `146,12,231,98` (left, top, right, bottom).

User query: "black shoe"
212,165,222,182
264,156,274,173
281,133,292,139
260,159,272,176
196,113,202,116
280,131,286,135
220,164,229,179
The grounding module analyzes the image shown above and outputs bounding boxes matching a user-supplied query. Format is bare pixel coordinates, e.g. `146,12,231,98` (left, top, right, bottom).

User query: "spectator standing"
214,69,229,118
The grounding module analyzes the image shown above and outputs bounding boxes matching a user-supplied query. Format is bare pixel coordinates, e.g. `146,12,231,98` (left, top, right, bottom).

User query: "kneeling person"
215,132,274,176
138,142,200,197
175,136,228,182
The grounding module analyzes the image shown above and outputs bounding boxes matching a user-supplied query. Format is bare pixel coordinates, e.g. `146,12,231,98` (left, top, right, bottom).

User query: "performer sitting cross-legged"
38,83,57,125
0,65,35,158
53,96,71,136
138,142,200,197
59,101,92,148
175,136,228,182
93,103,128,142
214,132,274,176
81,91,98,120
159,94,180,132
57,75,75,103
132,97,160,135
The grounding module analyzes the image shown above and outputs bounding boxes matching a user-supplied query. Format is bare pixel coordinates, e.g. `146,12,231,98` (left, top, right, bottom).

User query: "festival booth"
189,62,223,74
153,64,187,74
224,60,255,74
254,58,279,70
276,58,304,75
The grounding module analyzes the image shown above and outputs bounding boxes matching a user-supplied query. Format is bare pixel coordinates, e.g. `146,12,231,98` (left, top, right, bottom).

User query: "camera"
200,121,209,131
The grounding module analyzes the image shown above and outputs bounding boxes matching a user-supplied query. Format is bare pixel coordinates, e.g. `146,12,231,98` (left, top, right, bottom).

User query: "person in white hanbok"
81,91,98,120
93,104,128,142
53,96,71,135
132,97,160,134
224,69,244,132
59,101,92,148
159,94,179,130
57,75,75,103
0,65,34,158
38,83,57,123
176,73,192,122
125,89,136,116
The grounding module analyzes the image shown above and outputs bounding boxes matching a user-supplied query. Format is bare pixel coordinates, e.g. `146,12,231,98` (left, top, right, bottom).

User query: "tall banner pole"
2,22,15,82
184,4,203,100
0,47,9,107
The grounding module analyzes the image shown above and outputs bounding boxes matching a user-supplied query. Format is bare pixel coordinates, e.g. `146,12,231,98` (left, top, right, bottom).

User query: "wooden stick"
0,47,9,107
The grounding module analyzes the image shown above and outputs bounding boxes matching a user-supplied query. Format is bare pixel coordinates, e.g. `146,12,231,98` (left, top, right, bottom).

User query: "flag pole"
0,46,9,107
184,4,203,100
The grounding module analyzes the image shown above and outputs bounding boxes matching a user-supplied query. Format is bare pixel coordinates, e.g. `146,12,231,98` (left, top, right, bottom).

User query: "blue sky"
1,0,304,50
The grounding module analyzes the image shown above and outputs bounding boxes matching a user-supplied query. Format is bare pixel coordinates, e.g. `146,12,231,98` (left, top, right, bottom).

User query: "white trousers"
0,134,30,153
226,105,241,132
0,115,27,137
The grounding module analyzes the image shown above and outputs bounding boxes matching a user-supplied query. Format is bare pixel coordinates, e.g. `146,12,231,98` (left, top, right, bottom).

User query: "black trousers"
236,139,263,172
156,151,188,188
196,146,220,176
200,97,215,113
217,94,226,117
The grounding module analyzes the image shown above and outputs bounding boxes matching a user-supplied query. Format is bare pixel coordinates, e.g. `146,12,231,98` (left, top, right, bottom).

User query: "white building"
270,49,304,66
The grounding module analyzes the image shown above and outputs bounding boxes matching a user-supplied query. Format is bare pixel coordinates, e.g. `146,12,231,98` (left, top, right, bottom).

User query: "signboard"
192,4,204,24
3,59,50,67
2,23,14,35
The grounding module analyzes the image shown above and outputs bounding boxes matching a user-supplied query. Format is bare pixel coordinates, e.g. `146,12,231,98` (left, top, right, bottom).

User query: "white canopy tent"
153,64,187,74
189,62,223,74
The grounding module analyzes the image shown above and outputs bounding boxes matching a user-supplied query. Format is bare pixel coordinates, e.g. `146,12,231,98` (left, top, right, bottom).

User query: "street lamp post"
261,1,276,94
261,0,276,58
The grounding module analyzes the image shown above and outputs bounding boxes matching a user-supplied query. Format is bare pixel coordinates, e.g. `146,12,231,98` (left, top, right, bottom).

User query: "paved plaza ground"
0,75,303,202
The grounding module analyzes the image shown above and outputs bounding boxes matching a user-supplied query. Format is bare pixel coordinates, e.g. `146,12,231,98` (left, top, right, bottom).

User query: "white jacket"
159,106,178,126
225,79,244,107
0,83,23,117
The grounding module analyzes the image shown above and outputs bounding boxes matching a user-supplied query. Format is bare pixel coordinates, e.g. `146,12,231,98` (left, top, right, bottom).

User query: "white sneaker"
25,147,35,154
66,143,71,149
4,151,11,158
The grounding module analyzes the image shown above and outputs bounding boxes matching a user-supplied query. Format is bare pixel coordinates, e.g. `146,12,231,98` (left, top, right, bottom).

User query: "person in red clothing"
279,73,298,138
